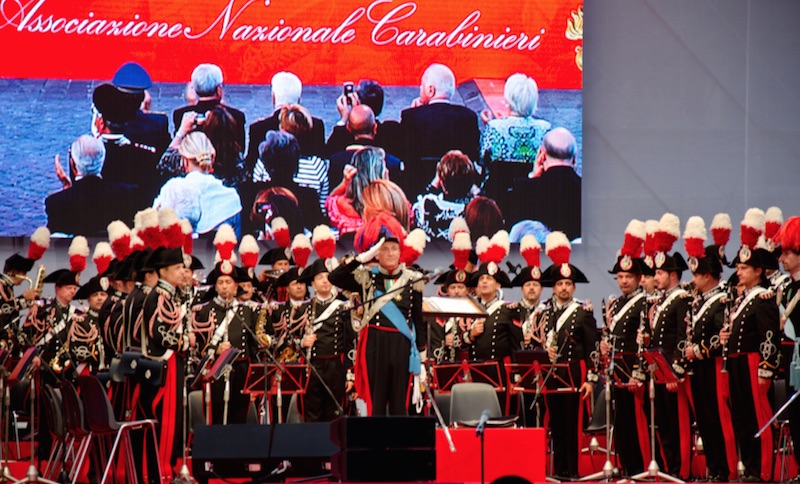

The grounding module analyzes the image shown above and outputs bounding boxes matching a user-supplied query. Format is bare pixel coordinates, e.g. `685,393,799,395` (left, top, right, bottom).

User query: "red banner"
0,0,583,88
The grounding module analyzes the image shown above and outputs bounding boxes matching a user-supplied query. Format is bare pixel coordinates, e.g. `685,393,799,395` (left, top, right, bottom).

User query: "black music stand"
629,349,683,483
205,348,241,426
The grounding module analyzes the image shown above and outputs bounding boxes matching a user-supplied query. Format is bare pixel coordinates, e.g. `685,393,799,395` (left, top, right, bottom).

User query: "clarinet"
720,299,730,373
637,309,648,373
684,305,694,376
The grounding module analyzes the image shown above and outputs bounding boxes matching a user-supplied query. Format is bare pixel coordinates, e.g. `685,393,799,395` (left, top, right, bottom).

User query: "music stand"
203,348,241,426
432,360,505,393
242,362,309,424
628,349,683,484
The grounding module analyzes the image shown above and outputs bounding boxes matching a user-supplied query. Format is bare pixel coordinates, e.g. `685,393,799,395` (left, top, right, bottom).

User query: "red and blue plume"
69,236,90,273
775,216,800,253
620,219,645,257
213,224,237,261
239,235,259,269
291,234,312,269
93,242,114,275
452,232,472,271
28,226,50,261
401,229,426,266
478,230,509,264
135,208,162,249
520,235,541,268
271,217,291,249
180,220,193,256
158,208,184,249
312,225,336,259
643,220,658,259
682,216,707,259
765,207,783,242
710,213,732,247
108,221,132,261
545,231,571,266
654,214,679,254
740,208,765,248
448,217,469,242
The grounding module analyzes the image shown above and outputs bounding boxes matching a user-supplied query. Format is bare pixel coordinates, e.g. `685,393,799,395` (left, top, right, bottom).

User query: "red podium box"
436,427,546,481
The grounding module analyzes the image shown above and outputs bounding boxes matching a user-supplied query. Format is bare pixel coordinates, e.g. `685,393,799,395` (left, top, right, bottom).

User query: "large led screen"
0,0,583,243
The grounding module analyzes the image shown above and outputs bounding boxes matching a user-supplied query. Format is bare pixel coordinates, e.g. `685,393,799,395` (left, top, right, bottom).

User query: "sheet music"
423,297,487,317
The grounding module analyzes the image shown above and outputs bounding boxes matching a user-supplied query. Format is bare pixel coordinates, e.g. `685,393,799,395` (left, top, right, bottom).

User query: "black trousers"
304,357,345,422
613,385,645,475
654,384,681,475
690,359,730,478
366,327,411,416
546,391,580,478
728,355,769,480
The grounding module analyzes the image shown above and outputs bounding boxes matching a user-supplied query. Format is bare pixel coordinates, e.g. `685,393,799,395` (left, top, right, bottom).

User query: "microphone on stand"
475,409,490,437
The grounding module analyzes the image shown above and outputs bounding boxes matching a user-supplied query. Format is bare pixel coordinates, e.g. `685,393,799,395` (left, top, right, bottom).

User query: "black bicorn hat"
43,269,80,287
609,220,647,275
259,247,293,266
75,275,110,300
510,235,544,287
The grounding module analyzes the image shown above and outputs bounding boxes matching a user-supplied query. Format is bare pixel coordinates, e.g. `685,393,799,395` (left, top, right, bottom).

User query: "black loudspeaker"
191,423,338,482
331,417,437,481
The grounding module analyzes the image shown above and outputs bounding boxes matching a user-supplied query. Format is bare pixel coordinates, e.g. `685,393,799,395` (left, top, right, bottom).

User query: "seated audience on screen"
400,63,480,199
511,127,581,241
465,196,505,240
249,187,305,240
245,130,324,234
92,83,162,210
158,106,247,188
278,104,330,213
112,61,171,157
327,79,402,156
246,71,326,169
361,179,411,230
325,146,388,239
172,63,246,152
480,73,552,219
481,73,551,164
45,135,137,236
412,150,479,240
153,131,242,236
328,105,403,192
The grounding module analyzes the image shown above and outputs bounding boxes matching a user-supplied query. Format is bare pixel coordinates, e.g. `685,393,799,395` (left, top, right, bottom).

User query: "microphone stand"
241,321,340,482
581,335,619,481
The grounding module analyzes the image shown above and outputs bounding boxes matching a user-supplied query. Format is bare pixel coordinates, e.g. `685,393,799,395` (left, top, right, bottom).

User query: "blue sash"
373,285,421,376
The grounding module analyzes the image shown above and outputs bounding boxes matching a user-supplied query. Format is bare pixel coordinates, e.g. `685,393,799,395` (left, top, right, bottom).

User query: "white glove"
419,363,428,384
356,237,385,264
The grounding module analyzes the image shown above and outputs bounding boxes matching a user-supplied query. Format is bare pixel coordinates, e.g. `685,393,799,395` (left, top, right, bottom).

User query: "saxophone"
255,303,274,348
50,342,70,373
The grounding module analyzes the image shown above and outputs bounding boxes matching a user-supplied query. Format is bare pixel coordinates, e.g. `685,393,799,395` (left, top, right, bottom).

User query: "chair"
774,379,794,482
581,386,614,456
58,379,92,483
449,382,516,428
77,375,162,484
41,384,65,479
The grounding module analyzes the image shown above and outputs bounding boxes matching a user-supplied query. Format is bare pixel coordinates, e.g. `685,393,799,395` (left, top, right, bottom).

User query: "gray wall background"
3,0,799,306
